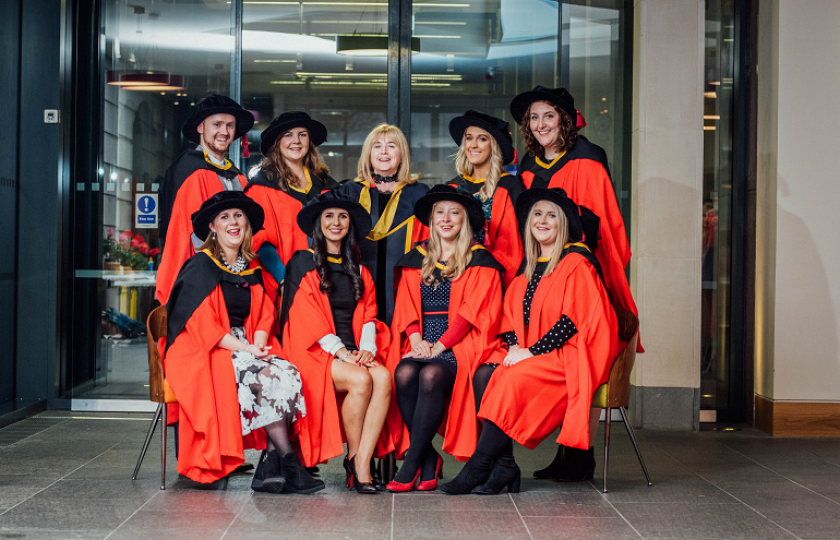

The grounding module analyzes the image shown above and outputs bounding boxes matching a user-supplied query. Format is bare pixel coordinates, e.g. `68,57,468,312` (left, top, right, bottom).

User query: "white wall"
756,0,840,402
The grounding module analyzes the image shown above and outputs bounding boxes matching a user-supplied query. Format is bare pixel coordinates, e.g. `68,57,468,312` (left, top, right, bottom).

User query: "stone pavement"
0,411,838,539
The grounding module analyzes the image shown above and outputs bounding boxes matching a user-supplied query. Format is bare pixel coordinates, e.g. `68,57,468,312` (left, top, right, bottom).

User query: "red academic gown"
160,258,278,484
518,136,642,351
279,251,393,467
388,246,504,462
448,175,525,289
478,250,619,451
244,184,309,305
156,158,247,305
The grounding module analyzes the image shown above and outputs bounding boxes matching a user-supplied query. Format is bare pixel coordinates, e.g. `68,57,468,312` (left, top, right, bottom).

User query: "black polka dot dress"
407,266,458,376
503,260,578,355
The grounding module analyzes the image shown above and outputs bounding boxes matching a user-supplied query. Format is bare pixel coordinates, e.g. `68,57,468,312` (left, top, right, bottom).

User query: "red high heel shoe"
417,455,444,491
385,469,421,492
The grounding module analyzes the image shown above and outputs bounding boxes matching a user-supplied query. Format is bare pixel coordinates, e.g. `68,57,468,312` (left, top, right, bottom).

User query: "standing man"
156,95,254,304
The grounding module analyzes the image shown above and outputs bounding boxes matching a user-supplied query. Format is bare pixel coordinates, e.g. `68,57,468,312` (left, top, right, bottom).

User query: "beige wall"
756,0,840,402
631,0,705,420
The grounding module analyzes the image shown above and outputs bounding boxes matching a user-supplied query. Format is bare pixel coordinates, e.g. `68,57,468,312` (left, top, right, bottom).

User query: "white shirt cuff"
359,321,377,355
318,334,344,356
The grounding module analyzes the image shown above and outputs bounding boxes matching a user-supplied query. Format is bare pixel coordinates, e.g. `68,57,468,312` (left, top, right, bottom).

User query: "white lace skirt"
230,327,306,436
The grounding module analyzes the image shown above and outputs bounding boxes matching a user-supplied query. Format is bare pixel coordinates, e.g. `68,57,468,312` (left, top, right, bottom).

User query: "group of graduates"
155,85,640,496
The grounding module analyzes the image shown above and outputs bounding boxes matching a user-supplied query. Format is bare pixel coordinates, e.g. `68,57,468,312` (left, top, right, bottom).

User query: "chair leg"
619,407,652,487
133,403,162,481
381,452,396,484
603,408,611,493
161,402,167,490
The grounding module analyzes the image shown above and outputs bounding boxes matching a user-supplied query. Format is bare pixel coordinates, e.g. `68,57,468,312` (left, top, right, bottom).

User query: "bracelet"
336,352,350,363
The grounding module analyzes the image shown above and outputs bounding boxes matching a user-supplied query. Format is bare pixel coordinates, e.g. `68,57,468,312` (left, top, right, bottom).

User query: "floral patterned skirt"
230,327,306,436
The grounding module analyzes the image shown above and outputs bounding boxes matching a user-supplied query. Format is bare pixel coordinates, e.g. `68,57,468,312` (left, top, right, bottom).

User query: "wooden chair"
591,308,652,493
132,305,177,490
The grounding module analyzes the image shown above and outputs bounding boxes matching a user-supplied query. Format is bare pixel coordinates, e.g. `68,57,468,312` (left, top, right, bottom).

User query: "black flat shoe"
475,455,521,494
533,445,564,479
251,450,286,494
280,451,325,494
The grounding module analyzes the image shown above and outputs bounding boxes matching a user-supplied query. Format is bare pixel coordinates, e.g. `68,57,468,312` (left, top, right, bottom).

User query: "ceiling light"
704,91,717,98
703,126,716,131
704,115,720,120
336,34,420,56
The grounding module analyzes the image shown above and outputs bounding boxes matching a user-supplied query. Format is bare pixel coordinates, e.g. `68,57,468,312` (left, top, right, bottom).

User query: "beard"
200,132,232,155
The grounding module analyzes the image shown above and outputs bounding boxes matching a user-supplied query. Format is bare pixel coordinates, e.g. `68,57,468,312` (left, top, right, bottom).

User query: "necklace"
373,173,398,184
221,254,247,273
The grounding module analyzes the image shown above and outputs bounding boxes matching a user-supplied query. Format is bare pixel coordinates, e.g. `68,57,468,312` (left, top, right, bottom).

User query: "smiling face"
463,126,493,170
370,135,402,177
528,101,562,152
320,207,351,249
198,113,237,156
278,128,311,164
432,200,465,243
209,208,248,252
529,200,561,250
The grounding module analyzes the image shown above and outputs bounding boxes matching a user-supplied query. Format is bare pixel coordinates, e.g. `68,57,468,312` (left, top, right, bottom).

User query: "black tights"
394,360,456,482
472,363,513,460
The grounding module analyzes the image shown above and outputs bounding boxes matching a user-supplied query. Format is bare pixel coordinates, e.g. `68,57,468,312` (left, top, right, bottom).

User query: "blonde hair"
421,201,474,286
200,215,257,263
454,130,504,203
523,201,569,281
258,130,330,192
355,123,419,185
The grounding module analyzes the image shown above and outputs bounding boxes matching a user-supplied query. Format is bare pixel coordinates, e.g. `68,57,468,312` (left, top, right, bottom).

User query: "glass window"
701,0,736,415
241,0,390,181
68,0,233,402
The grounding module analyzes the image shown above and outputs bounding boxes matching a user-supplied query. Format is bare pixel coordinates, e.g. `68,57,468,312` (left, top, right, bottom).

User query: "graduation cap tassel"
242,134,250,158
512,149,519,165
576,111,587,129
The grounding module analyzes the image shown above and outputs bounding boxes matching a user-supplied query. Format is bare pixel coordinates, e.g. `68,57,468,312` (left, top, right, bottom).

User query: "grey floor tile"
612,501,795,539
0,486,44,510
107,527,227,540
524,516,642,539
120,509,240,530
512,491,618,518
393,509,530,540
392,491,518,513
0,498,142,530
0,528,111,539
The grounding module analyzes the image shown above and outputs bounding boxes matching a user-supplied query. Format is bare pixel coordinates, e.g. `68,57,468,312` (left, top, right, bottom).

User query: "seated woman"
386,185,504,492
162,191,324,494
447,110,523,287
441,188,618,495
280,191,393,494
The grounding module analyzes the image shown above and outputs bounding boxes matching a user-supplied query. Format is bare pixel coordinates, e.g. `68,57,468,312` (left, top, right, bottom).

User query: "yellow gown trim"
289,168,313,194
534,152,566,169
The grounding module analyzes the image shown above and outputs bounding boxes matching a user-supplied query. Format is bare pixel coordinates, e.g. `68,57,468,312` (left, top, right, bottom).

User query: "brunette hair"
355,123,419,185
421,202,474,286
518,102,578,159
311,214,365,301
199,213,258,263
453,131,504,203
523,201,569,281
258,130,330,191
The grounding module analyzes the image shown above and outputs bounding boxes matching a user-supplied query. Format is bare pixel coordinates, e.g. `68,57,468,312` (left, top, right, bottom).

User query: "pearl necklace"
222,254,247,273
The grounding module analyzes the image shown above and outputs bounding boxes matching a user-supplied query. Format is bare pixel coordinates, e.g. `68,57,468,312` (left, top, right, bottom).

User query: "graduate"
161,191,324,494
279,191,393,494
441,188,618,495
156,95,254,305
246,112,339,305
385,185,504,492
511,86,641,478
447,110,524,288
338,124,429,325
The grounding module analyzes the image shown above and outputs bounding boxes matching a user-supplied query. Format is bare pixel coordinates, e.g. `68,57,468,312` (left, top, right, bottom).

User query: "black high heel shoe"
533,445,564,479
556,446,595,482
345,455,377,494
474,455,521,494
439,451,493,495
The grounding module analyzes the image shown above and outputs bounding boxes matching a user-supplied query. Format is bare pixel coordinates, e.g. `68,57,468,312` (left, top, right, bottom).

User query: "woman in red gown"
441,188,618,495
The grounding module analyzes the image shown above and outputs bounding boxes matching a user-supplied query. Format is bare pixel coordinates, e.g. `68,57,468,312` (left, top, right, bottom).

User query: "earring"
212,232,216,239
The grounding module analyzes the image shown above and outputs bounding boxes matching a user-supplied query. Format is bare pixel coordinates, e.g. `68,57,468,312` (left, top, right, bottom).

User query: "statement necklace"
373,173,398,184
222,254,247,273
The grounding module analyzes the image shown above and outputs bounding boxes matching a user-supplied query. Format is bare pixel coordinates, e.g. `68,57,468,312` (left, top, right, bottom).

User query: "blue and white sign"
135,194,158,229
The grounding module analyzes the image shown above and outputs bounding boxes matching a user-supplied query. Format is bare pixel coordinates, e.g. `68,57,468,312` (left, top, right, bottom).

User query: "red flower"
149,248,160,257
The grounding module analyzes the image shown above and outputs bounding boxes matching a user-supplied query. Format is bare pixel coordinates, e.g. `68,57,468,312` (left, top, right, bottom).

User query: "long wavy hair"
454,131,504,203
523,201,569,281
311,218,365,301
355,123,419,185
199,215,258,263
258,131,330,192
518,103,578,160
421,202,474,286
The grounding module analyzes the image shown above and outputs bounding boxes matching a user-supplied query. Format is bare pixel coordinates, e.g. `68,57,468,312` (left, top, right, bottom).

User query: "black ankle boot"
440,451,493,495
251,450,286,494
556,446,595,482
475,455,521,494
533,445,564,479
280,451,326,494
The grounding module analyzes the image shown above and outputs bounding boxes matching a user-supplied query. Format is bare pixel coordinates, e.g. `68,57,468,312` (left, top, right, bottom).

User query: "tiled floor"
1,412,839,540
